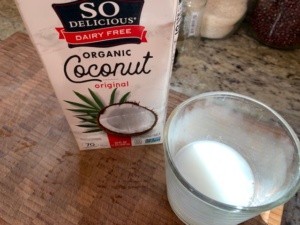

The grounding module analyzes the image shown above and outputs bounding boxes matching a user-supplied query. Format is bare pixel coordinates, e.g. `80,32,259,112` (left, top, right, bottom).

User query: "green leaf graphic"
68,109,99,114
83,128,103,133
66,88,132,133
64,100,95,109
77,124,99,128
110,88,117,105
119,92,130,103
88,89,105,109
74,91,100,109
76,117,97,124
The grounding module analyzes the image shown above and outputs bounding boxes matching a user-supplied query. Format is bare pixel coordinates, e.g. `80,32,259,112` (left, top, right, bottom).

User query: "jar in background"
200,0,249,39
248,0,300,50
182,0,207,38
174,0,206,61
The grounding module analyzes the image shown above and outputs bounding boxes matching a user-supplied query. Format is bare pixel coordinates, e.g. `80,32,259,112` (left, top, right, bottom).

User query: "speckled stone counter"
1,0,300,224
172,29,300,133
172,31,299,103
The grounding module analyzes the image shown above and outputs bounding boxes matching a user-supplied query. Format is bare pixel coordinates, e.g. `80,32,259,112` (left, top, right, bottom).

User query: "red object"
107,133,132,148
249,0,300,49
55,25,147,45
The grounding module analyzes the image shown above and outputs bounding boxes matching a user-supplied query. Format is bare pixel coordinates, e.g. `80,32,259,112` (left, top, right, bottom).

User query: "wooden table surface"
0,32,283,225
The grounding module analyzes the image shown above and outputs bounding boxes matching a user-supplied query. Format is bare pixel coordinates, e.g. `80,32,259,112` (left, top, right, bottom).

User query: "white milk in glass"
174,140,255,206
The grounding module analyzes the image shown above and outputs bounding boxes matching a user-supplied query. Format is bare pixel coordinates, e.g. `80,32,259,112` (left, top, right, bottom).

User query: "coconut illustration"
98,102,158,136
65,88,158,136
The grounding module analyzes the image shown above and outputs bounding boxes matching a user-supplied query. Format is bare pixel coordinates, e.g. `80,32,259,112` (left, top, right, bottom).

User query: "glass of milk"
164,92,300,225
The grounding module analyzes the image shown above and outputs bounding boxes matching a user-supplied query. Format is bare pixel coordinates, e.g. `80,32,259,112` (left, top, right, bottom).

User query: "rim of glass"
164,91,300,213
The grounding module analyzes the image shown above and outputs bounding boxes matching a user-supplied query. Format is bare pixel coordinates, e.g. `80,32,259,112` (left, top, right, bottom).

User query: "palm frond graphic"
64,88,130,133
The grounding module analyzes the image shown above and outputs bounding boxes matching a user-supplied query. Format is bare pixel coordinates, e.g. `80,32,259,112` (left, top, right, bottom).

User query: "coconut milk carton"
15,0,180,150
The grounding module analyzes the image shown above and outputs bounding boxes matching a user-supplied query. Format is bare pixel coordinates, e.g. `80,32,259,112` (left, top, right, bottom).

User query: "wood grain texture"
0,32,282,225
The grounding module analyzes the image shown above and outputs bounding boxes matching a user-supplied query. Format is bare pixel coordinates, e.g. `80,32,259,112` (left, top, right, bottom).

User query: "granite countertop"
1,0,300,224
172,30,300,134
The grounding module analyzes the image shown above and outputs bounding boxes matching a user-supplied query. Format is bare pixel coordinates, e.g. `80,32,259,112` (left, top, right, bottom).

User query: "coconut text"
64,51,153,83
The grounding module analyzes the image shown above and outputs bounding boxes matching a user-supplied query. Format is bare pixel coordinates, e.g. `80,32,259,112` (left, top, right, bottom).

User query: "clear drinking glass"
164,92,300,225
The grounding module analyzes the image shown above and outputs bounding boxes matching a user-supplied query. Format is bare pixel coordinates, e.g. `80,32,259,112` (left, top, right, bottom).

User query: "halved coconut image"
98,102,158,136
